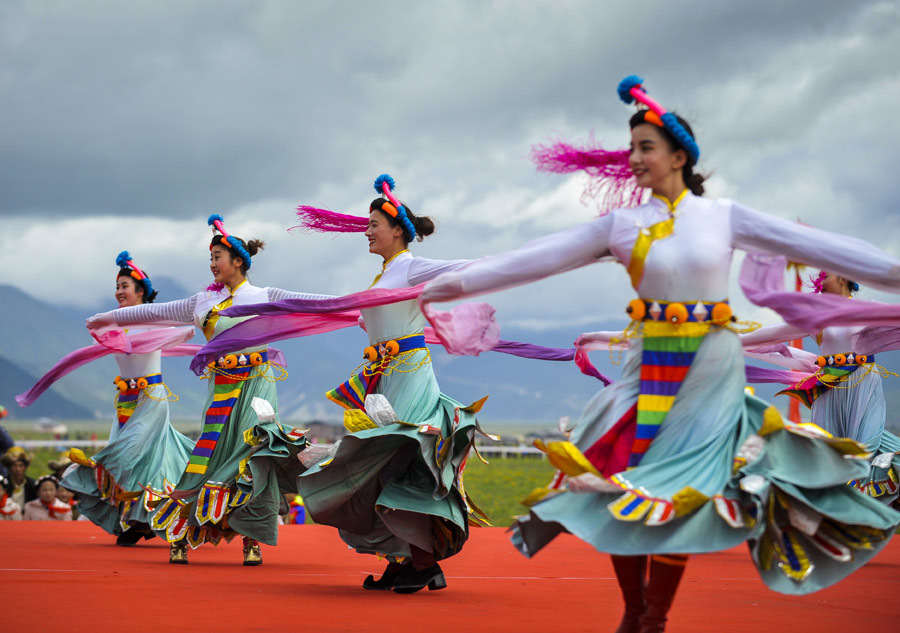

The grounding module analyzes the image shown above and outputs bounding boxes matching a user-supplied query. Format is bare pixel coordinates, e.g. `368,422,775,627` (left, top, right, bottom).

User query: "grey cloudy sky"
2,0,899,332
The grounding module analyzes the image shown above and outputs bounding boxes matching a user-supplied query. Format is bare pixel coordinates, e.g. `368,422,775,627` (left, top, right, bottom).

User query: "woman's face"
115,276,144,307
210,245,243,286
56,486,73,504
629,124,686,193
38,480,57,504
822,273,849,296
365,210,404,259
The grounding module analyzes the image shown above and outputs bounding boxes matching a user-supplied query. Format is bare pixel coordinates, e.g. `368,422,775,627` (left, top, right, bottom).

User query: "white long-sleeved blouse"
423,193,900,304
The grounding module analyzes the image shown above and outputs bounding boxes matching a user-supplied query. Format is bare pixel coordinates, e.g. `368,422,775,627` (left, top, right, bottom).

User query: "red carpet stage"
3,522,898,632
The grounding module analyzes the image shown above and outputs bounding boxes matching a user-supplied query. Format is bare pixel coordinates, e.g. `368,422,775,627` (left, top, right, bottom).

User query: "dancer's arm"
740,322,808,348
731,203,900,292
86,296,199,330
422,215,614,303
266,288,336,302
407,257,472,286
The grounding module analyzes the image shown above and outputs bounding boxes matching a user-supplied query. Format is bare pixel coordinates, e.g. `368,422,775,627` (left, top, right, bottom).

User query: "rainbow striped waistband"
626,299,732,324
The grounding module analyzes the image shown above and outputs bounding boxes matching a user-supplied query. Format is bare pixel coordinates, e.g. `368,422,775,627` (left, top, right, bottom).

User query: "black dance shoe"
362,562,410,590
392,563,447,594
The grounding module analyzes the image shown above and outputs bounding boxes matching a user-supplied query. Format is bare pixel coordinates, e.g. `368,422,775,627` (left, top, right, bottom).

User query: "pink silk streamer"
740,253,900,355
745,365,813,386
16,327,195,408
192,284,613,383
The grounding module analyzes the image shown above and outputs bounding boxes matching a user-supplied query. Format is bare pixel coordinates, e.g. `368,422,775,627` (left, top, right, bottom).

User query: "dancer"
59,252,195,545
299,175,488,593
231,175,489,592
420,76,900,631
86,216,326,565
742,271,900,505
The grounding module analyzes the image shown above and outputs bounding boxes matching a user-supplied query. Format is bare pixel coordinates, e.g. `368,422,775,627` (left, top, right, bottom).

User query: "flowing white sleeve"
111,295,199,327
266,288,336,301
740,322,808,348
407,258,473,286
422,215,613,302
731,202,900,293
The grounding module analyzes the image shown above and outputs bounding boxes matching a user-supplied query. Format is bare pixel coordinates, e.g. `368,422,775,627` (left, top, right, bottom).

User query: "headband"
372,174,416,241
36,474,58,488
115,251,154,299
208,214,252,270
617,75,700,165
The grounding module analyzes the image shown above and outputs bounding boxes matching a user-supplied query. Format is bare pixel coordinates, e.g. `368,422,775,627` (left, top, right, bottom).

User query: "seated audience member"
23,475,73,521
1,447,37,508
0,474,23,520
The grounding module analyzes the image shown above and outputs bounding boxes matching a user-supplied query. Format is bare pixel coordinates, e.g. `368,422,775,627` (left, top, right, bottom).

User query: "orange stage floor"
2,522,898,632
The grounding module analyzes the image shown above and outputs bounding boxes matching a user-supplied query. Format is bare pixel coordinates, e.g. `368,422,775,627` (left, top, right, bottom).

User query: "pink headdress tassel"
531,134,644,215
291,206,369,234
808,270,828,294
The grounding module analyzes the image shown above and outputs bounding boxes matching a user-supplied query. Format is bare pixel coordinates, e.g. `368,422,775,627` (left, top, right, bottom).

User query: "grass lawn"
462,453,555,528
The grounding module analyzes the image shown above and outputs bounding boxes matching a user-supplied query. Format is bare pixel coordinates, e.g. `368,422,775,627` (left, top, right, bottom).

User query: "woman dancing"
742,271,900,506
61,252,195,545
420,76,900,632
86,216,326,565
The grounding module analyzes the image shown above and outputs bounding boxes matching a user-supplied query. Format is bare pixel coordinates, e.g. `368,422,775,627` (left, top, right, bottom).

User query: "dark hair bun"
246,239,265,256
410,213,434,240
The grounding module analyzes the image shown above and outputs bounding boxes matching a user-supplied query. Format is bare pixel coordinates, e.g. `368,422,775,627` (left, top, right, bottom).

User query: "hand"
421,273,465,303
85,311,116,331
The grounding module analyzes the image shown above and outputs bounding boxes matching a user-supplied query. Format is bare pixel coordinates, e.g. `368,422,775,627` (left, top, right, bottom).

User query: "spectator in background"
0,474,22,520
0,423,14,478
1,447,36,508
48,452,73,480
23,475,72,521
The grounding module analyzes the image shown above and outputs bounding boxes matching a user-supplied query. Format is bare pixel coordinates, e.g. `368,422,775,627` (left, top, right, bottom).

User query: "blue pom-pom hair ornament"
617,75,700,165
208,214,252,270
115,250,154,299
372,173,417,242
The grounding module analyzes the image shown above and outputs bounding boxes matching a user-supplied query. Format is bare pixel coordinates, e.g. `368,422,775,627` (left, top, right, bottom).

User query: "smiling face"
115,275,144,307
209,244,244,288
365,209,405,260
629,123,687,197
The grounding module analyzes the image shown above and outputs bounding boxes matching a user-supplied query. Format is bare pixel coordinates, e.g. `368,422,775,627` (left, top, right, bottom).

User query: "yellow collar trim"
369,250,410,289
225,279,248,295
651,189,689,214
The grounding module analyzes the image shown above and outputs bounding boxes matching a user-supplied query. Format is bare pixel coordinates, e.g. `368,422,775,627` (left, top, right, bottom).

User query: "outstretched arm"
86,296,198,331
267,288,336,302
407,257,473,286
739,322,809,348
731,203,900,292
422,215,614,303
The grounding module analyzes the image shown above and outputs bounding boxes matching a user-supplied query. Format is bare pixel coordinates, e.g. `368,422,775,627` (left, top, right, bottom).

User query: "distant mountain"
2,281,898,433
0,354,93,419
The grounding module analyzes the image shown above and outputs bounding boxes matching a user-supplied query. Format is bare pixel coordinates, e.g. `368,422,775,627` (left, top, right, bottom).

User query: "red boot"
639,554,687,633
611,555,647,633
